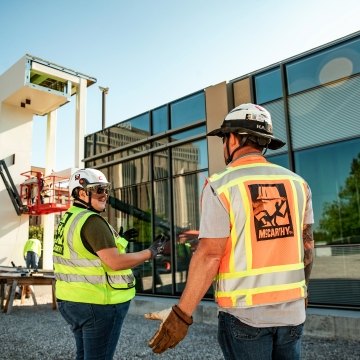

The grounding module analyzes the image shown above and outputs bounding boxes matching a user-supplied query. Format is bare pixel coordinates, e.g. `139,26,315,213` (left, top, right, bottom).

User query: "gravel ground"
1,296,359,360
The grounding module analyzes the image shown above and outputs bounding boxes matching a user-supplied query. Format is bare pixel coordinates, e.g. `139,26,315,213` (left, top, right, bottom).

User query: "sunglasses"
85,185,111,195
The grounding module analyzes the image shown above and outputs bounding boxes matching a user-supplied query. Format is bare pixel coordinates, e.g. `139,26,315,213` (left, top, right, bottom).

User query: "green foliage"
29,225,43,241
319,153,360,244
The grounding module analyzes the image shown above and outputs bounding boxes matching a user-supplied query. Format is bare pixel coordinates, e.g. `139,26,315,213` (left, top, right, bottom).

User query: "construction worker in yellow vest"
53,168,169,360
23,237,42,270
145,103,314,360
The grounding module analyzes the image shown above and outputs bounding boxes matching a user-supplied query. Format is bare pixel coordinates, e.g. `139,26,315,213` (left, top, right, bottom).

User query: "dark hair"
234,133,266,150
72,187,81,199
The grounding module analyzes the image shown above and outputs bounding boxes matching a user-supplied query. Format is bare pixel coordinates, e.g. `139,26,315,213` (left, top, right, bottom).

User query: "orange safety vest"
207,155,308,308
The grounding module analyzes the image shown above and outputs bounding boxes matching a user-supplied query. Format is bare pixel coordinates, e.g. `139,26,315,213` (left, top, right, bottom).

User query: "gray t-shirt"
199,180,314,327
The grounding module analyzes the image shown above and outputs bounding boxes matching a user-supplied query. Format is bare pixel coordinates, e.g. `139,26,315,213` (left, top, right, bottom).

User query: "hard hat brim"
207,127,286,150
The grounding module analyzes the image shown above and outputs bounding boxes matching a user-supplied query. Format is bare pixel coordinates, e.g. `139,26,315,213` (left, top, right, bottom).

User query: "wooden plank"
4,280,17,314
0,275,56,313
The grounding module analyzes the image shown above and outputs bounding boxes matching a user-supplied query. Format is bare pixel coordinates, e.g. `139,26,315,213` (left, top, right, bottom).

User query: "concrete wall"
204,81,229,176
0,56,26,103
0,102,33,267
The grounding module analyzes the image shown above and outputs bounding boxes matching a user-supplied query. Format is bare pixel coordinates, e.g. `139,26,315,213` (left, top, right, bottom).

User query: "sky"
1,0,360,171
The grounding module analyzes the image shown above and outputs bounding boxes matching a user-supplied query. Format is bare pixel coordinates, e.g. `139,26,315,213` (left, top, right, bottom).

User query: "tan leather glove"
144,305,193,354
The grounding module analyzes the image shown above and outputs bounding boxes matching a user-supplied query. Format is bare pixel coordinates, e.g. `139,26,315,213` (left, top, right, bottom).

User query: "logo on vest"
249,183,294,241
53,212,72,255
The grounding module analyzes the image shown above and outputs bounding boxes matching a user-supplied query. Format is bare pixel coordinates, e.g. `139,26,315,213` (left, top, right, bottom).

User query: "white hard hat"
207,103,285,150
68,168,110,196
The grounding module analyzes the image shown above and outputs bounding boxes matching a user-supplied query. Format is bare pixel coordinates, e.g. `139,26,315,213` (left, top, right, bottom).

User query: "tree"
319,153,360,244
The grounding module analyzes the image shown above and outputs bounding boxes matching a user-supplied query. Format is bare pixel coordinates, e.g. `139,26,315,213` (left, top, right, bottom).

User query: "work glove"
145,305,193,354
148,234,169,258
119,226,139,241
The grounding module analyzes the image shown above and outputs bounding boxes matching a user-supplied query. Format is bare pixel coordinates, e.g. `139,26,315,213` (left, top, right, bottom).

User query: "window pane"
94,129,109,154
114,113,150,145
85,134,94,158
108,126,133,149
109,184,153,293
255,68,282,104
153,179,172,295
172,139,208,175
294,138,360,244
173,171,210,295
111,157,150,188
171,92,205,129
151,137,169,149
152,106,168,135
127,112,150,134
295,139,360,308
289,75,360,150
84,130,110,166
111,144,151,162
100,123,151,161
287,37,360,94
260,100,288,155
153,149,168,180
266,153,289,169
170,125,206,141
309,245,360,308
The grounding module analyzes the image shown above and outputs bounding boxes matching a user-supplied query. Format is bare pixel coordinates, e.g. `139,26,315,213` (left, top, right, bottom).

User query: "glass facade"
152,105,168,135
254,33,360,309
170,92,206,129
286,36,360,94
85,91,208,297
85,32,360,308
294,138,360,308
254,67,282,104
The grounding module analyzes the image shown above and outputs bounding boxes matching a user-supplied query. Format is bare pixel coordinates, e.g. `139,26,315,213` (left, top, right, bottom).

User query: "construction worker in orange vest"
145,103,314,360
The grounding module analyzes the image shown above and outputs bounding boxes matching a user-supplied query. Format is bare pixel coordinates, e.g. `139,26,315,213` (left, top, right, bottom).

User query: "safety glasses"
85,184,111,195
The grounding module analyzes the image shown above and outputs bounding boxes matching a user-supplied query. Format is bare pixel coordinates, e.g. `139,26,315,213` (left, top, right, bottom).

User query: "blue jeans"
218,311,304,360
58,300,130,360
25,251,39,269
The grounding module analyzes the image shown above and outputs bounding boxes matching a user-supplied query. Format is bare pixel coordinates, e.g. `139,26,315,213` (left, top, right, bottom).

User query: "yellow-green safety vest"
24,238,42,257
53,206,135,304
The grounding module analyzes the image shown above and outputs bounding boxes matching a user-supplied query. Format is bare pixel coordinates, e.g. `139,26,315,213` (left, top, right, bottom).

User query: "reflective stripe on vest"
208,160,307,308
53,206,135,304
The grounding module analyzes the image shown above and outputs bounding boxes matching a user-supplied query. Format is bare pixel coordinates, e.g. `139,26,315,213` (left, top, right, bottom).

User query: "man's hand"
144,305,193,354
148,234,169,258
119,226,138,241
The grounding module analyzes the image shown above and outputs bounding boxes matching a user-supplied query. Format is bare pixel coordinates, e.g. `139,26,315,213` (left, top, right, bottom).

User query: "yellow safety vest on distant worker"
23,238,42,257
207,155,308,308
53,206,136,305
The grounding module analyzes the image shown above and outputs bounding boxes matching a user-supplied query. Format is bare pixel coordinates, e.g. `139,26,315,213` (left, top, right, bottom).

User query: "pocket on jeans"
58,301,95,327
229,314,262,340
58,301,73,325
290,323,304,339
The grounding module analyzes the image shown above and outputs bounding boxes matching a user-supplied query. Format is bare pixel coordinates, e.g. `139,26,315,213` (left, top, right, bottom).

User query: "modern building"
84,31,360,310
0,54,95,269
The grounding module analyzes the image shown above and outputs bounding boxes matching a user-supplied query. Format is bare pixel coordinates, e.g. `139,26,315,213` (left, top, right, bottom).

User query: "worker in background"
23,237,42,270
53,168,169,360
145,103,314,360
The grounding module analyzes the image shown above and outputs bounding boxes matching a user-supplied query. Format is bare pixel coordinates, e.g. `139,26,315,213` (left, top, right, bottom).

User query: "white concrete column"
75,78,87,168
42,110,57,270
45,109,57,174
